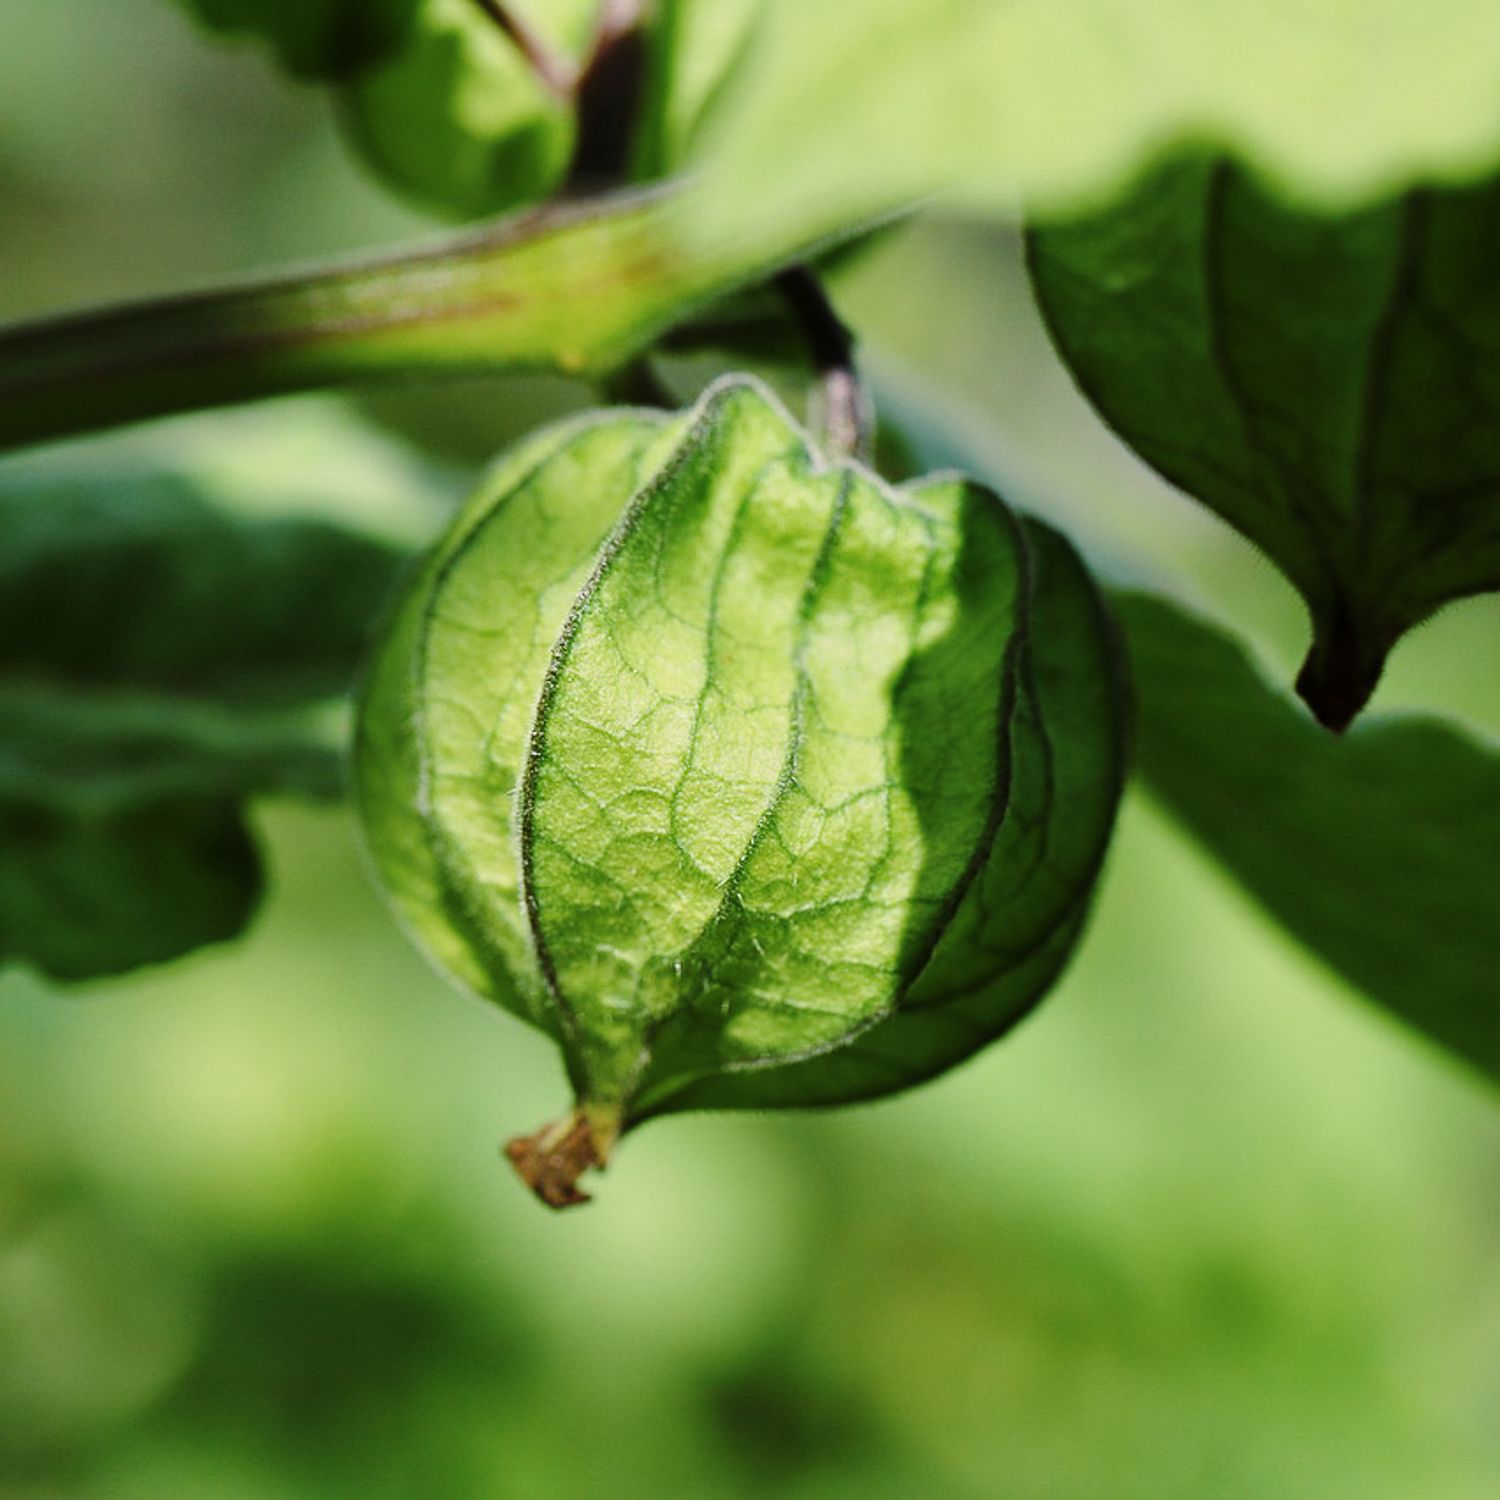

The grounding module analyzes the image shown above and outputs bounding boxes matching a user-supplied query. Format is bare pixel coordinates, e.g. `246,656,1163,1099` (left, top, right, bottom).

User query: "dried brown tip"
504,1109,614,1210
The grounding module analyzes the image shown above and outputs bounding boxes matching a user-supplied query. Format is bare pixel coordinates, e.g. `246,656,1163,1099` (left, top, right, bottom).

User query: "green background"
1,3,1497,1495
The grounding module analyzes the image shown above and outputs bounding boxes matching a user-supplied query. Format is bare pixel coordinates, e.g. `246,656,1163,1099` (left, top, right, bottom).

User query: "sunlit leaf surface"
685,0,1500,252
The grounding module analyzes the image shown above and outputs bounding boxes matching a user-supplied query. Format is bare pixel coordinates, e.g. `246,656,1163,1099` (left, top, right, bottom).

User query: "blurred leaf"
171,0,424,78
685,0,1500,256
633,0,763,179
172,0,758,219
0,467,407,708
0,688,340,982
0,443,409,979
1118,590,1500,1085
340,0,579,219
1030,156,1500,729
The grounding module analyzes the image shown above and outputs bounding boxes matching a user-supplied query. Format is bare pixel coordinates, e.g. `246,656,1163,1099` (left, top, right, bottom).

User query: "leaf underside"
1028,155,1500,729
684,0,1500,258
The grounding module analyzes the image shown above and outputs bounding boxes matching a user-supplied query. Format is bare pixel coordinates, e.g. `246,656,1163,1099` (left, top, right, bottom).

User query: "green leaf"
340,0,580,219
685,0,1500,259
1029,156,1500,728
173,0,758,219
354,377,1126,1204
0,688,339,982
633,0,763,180
0,467,407,708
0,428,411,979
171,0,423,78
1118,590,1500,1085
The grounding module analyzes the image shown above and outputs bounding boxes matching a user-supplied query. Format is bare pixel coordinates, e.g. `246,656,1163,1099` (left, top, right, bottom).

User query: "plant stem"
474,0,654,188
0,186,809,452
775,266,871,461
472,0,577,96
568,0,653,188
600,355,676,408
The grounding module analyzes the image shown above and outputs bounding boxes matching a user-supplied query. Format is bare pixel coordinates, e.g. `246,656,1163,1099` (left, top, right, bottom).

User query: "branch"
568,0,653,188
473,0,653,187
0,186,821,452
472,0,577,97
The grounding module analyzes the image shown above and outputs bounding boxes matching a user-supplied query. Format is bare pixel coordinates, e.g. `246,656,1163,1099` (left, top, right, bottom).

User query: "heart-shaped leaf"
1030,156,1500,728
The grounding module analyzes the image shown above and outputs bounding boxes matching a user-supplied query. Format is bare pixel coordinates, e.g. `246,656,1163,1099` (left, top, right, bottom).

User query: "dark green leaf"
0,436,410,979
172,0,423,78
0,687,341,982
1118,590,1500,1084
0,467,406,708
1029,157,1500,728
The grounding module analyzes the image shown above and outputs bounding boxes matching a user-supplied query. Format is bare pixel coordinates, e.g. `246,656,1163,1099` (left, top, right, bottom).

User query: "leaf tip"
1295,613,1387,733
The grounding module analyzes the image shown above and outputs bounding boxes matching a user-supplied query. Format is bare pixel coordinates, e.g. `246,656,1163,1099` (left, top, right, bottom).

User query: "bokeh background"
2,3,1498,1496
